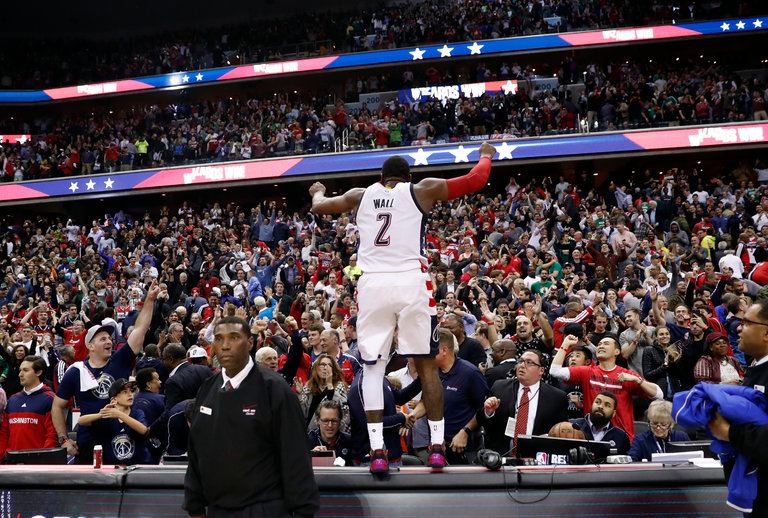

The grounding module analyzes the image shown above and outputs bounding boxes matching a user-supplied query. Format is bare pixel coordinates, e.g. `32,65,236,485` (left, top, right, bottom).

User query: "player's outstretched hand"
309,182,326,197
478,142,497,159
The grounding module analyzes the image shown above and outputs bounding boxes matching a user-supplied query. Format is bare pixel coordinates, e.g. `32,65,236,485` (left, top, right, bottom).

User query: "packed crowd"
0,153,767,465
2,55,766,182
0,0,751,90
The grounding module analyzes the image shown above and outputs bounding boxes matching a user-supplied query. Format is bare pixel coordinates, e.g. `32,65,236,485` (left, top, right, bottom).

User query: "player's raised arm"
414,142,497,208
309,182,365,214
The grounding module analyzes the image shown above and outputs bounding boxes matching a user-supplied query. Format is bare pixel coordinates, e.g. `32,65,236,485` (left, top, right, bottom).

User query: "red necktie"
512,387,530,457
224,380,233,391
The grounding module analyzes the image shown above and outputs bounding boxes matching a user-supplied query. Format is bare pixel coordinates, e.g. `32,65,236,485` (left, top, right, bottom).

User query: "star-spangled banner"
1,123,765,204
0,17,764,104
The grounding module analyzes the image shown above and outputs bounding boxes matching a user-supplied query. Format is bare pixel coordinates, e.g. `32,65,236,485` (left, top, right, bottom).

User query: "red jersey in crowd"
62,328,87,362
0,385,58,457
552,306,595,349
562,363,649,441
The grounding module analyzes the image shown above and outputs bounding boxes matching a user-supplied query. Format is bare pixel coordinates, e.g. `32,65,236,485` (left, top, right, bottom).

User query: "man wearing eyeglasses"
709,300,768,516
308,400,351,466
480,349,568,457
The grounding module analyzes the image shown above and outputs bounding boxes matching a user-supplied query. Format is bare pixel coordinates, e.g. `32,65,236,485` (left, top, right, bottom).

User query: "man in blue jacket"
709,299,768,516
570,391,630,455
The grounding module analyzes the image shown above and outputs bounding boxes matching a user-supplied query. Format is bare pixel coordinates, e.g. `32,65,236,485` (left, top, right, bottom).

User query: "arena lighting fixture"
222,188,227,191
593,172,599,176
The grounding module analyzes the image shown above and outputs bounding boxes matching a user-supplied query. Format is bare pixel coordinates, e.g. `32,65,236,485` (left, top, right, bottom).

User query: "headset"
476,448,503,470
568,423,598,465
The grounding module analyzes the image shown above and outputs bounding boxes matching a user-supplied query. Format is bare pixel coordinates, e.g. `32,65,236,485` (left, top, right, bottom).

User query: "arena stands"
0,0,759,90
0,7,766,503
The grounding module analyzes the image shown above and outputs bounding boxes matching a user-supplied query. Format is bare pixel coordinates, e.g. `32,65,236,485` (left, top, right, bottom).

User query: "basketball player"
309,141,497,472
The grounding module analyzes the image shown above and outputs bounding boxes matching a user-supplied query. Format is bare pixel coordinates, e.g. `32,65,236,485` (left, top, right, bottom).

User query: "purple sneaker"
427,443,446,470
369,449,389,474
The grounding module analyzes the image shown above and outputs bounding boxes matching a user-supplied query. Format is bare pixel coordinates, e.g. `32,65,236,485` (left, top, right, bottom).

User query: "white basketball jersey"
356,182,428,273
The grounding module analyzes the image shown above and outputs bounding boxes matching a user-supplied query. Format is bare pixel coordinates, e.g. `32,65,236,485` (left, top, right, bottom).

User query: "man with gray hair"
255,346,278,371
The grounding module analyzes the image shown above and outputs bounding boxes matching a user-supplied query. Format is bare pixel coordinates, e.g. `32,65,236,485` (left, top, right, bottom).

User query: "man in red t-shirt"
61,320,88,363
550,333,663,440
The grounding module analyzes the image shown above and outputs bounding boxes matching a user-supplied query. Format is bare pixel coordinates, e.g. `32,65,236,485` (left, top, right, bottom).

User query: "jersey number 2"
375,213,392,246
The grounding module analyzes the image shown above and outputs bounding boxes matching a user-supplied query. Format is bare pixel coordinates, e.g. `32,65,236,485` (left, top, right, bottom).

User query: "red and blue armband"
446,156,492,199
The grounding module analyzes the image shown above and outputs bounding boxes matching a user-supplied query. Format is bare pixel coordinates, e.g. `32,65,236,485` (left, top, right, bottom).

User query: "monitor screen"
5,447,67,465
666,441,718,460
515,435,611,464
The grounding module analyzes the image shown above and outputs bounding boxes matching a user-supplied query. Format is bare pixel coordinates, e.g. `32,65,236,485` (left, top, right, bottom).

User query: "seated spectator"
693,332,745,385
629,400,690,462
570,391,631,455
551,334,663,441
297,353,349,433
480,349,568,457
78,379,152,465
307,399,352,466
0,356,56,460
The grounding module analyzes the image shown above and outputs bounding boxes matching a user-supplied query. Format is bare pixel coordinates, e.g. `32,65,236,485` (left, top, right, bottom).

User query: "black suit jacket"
164,361,213,412
435,282,459,302
484,360,517,387
479,379,569,456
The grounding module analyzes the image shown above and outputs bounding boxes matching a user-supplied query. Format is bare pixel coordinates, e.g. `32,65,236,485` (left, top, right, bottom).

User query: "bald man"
484,339,517,385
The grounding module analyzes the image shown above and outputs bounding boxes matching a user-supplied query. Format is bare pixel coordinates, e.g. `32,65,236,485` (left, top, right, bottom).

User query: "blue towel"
673,383,768,513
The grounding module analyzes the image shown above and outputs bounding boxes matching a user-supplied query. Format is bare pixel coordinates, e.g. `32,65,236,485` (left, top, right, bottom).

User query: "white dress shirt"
221,357,254,390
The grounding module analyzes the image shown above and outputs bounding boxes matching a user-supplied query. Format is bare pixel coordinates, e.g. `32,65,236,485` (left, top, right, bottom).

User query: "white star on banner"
85,179,96,190
736,20,746,29
104,178,115,189
467,41,484,55
754,19,763,28
720,22,730,31
195,73,204,81
409,148,434,166
182,75,190,83
68,182,79,193
449,145,472,163
497,142,518,160
409,47,426,60
501,80,517,94
437,45,454,57
16,135,28,144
